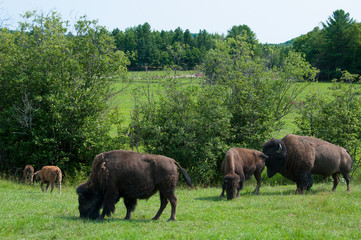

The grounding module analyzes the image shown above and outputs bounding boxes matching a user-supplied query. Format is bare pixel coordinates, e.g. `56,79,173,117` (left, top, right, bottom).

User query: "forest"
111,9,361,81
0,9,361,184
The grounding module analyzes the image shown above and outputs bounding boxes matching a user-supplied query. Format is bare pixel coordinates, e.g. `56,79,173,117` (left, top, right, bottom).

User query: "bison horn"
276,143,283,153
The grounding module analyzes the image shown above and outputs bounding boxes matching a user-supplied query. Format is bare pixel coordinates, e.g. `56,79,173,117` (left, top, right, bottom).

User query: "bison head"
262,138,287,178
223,174,240,200
76,183,103,219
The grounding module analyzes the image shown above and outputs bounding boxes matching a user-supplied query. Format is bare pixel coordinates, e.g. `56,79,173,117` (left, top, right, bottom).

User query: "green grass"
109,70,202,126
111,72,334,137
1,179,361,239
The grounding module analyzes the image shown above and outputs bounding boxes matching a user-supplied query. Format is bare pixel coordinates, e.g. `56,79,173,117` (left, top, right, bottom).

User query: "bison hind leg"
153,175,178,221
340,172,351,191
152,192,170,220
124,197,137,220
253,171,262,195
331,173,340,191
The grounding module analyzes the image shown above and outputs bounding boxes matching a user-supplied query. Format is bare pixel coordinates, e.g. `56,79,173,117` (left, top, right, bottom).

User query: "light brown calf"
23,165,34,185
34,166,62,194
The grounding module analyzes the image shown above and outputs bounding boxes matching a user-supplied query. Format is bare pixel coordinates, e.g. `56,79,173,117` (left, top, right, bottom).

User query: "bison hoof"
167,217,176,222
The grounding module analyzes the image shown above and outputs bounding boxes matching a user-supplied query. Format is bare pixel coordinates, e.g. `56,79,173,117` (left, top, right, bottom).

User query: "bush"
0,12,129,176
129,79,231,184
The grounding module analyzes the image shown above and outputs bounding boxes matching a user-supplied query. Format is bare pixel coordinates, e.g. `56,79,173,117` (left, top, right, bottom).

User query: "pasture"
111,71,333,136
1,179,360,239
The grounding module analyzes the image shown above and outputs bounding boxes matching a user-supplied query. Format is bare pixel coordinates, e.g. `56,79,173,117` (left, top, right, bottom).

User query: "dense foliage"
293,9,361,80
129,79,231,184
0,12,128,175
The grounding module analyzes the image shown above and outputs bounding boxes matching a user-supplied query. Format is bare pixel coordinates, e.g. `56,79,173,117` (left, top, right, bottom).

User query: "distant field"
1,179,360,239
110,71,333,137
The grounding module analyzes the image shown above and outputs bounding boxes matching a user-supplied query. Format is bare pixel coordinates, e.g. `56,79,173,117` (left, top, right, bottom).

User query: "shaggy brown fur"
76,150,193,221
34,166,62,194
263,134,352,194
220,148,267,199
23,165,34,185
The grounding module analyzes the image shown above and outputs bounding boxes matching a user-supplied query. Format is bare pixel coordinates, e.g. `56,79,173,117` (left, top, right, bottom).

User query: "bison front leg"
124,197,137,220
97,192,120,220
295,172,313,194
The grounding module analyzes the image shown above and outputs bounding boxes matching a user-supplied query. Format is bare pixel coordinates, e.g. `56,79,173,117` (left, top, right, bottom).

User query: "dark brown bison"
34,166,62,194
76,150,193,221
23,165,34,185
220,148,268,199
262,134,352,194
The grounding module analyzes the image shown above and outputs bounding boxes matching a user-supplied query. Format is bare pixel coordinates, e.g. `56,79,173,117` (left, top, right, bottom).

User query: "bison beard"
263,134,352,194
76,150,193,221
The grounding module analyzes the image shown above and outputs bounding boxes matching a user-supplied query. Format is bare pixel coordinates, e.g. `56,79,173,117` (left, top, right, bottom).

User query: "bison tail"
180,168,194,189
174,161,194,188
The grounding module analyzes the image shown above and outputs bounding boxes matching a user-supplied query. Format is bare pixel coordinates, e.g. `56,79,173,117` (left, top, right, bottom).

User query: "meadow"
2,72,357,239
111,70,333,138
1,178,360,239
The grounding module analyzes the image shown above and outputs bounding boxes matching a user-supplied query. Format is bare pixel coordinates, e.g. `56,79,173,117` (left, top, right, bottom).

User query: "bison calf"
23,165,34,185
263,134,352,194
76,150,193,221
34,166,62,194
220,148,268,200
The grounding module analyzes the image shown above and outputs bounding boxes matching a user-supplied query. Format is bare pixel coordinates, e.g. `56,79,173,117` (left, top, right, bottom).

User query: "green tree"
322,9,356,79
0,11,129,175
129,80,231,184
203,35,318,148
293,9,360,80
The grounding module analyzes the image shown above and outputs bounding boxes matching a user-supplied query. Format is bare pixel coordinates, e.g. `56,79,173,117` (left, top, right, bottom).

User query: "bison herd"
23,134,352,221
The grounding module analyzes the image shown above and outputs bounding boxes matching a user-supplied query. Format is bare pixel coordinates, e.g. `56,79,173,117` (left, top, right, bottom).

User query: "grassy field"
111,71,333,137
1,178,360,239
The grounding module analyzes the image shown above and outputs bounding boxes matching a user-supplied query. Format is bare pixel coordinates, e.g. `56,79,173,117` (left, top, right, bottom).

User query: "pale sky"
1,0,361,44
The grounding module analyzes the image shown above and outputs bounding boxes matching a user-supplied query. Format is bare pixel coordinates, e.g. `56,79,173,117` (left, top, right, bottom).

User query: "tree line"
111,9,361,82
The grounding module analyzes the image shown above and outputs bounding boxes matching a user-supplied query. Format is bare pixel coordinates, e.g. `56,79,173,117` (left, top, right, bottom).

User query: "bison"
76,150,193,221
23,165,34,185
262,134,352,194
34,166,62,194
220,148,268,199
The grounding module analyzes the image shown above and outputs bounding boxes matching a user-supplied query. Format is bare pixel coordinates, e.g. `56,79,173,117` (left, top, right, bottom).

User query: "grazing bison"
34,166,62,194
76,150,193,221
220,148,268,199
262,134,352,194
23,165,34,185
